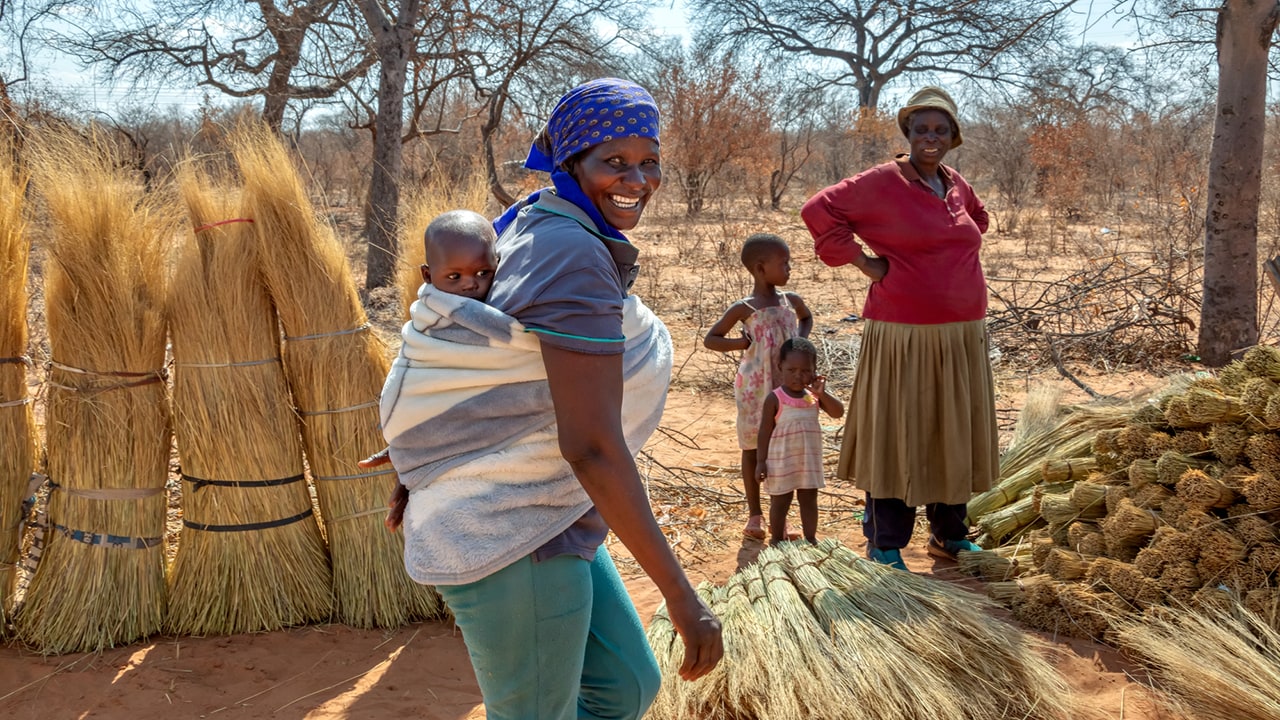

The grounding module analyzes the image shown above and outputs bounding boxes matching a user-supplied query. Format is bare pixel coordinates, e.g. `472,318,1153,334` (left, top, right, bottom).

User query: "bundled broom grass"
0,136,33,631
1176,469,1237,510
1155,450,1211,486
232,123,443,628
16,127,173,653
1117,605,1280,720
165,164,334,635
1101,497,1160,547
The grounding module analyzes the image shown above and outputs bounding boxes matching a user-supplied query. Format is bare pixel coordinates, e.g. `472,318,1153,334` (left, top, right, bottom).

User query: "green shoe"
866,545,908,571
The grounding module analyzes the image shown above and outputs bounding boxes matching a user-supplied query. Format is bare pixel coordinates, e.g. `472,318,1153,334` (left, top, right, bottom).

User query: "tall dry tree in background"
1198,0,1279,365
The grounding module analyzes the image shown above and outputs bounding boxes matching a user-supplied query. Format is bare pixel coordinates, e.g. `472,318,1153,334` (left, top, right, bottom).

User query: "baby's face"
424,231,498,300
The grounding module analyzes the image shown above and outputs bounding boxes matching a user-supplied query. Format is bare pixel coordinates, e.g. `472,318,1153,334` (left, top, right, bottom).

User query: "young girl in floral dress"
704,233,813,540
756,338,844,545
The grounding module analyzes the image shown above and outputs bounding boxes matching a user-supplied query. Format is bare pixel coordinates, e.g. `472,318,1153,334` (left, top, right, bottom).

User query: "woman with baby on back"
704,233,813,541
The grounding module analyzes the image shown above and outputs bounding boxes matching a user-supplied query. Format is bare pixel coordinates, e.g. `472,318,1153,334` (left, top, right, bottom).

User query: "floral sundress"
734,294,799,450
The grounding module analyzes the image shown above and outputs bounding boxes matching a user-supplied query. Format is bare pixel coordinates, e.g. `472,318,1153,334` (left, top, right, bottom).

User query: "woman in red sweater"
800,86,997,571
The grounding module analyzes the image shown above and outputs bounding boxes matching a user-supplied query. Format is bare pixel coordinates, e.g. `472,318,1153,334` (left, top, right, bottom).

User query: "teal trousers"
436,547,661,720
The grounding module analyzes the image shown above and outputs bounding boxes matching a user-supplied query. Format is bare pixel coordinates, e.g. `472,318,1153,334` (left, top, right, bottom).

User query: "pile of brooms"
646,539,1075,720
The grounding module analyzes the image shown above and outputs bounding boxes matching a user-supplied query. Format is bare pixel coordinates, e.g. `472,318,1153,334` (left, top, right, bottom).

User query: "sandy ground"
0,389,1186,720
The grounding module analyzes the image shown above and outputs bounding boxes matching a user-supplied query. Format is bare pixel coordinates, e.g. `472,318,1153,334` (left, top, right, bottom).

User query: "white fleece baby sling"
380,284,672,585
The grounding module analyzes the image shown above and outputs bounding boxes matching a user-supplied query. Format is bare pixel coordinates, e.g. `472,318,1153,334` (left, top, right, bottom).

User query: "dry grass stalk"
1240,377,1279,420
986,572,1053,604
1144,431,1175,458
0,136,32,631
1194,527,1249,587
397,167,491,312
1157,560,1201,591
1183,387,1246,425
1244,345,1280,382
1066,520,1099,546
1040,456,1096,483
1102,498,1160,547
956,546,1030,581
15,126,173,654
1056,585,1123,640
1162,395,1200,429
1176,469,1237,511
1155,450,1211,486
1132,482,1173,510
1128,458,1158,488
1040,492,1102,524
1218,360,1253,394
165,164,334,635
1245,588,1280,628
1117,605,1280,720
232,123,443,628
976,493,1037,544
1067,481,1108,513
1248,543,1280,574
1232,514,1279,548
1042,547,1094,580
1031,534,1058,567
1172,430,1210,455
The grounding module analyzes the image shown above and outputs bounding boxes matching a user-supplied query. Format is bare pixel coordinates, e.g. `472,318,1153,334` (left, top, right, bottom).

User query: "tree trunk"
482,93,516,208
1198,0,1279,365
359,0,421,290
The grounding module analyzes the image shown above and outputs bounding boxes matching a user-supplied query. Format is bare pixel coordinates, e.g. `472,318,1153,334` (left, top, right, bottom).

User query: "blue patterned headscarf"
494,78,661,241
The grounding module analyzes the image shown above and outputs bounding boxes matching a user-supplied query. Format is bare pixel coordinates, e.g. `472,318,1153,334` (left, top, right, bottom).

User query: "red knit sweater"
801,155,989,325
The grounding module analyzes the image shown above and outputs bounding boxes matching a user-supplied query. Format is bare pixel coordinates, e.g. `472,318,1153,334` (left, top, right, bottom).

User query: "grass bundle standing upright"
232,124,442,628
16,128,173,653
165,164,334,635
0,139,33,631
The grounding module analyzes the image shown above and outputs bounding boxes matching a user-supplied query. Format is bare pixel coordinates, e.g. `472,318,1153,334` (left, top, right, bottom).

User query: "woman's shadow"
735,536,765,571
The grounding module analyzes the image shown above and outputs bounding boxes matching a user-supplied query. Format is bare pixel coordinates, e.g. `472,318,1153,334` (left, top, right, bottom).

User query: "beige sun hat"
897,86,962,149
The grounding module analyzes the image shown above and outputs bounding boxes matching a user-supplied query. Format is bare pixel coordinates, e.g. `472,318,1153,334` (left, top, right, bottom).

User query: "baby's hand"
809,375,827,396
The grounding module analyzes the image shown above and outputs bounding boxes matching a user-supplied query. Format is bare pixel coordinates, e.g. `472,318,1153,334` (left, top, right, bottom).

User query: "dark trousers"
863,494,969,550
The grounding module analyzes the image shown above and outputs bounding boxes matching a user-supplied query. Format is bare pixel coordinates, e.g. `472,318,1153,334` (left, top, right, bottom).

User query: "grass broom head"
1172,430,1210,455
1246,433,1280,476
231,121,443,628
1128,458,1158,488
987,572,1052,604
1245,587,1280,627
1176,469,1237,511
1155,450,1211,486
1056,584,1122,641
1042,547,1093,580
16,124,175,653
1143,431,1175,459
976,493,1038,544
1130,400,1170,428
1183,386,1246,425
1102,497,1160,546
1241,469,1280,510
1039,492,1092,525
1209,423,1250,465
1085,556,1124,586
164,161,334,635
1031,534,1058,567
1248,542,1280,574
1091,427,1121,456
1219,359,1253,394
1241,376,1279,419
1157,560,1201,591
0,131,33,630
1232,514,1279,548
1116,424,1153,459
1244,345,1280,381
1134,546,1167,578
1117,603,1280,720
1162,395,1198,429
1068,480,1108,513
398,162,491,313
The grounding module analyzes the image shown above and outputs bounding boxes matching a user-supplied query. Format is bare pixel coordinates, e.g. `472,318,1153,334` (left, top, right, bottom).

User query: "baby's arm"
789,293,814,338
703,301,753,352
810,376,845,419
756,393,779,481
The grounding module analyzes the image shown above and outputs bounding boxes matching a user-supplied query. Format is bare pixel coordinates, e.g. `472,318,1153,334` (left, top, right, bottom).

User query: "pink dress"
734,295,800,450
763,387,825,495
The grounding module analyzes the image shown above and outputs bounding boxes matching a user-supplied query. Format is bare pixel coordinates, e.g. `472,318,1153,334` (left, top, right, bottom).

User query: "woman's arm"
541,343,723,681
703,302,752,352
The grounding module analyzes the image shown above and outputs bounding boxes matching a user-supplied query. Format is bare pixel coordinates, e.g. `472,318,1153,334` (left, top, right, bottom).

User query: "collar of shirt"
894,153,953,191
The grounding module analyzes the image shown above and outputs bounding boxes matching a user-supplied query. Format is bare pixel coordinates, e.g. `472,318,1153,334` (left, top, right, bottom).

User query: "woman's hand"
856,255,889,282
666,591,725,681
358,449,407,532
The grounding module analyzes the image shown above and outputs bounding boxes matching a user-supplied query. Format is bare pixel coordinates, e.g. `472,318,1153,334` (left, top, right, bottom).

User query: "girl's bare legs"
797,488,819,544
768,490,793,546
742,449,765,539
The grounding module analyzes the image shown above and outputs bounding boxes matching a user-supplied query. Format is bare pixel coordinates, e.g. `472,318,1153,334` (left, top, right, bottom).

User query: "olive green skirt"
838,318,998,506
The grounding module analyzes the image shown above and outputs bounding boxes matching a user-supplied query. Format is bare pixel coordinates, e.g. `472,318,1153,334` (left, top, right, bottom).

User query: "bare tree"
690,0,1074,109
66,0,372,130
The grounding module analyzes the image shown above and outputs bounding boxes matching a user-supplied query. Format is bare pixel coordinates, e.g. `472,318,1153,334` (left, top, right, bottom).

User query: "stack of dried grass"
16,127,173,653
1117,605,1280,719
0,137,33,631
646,540,1076,720
231,124,443,628
165,164,333,635
971,359,1280,640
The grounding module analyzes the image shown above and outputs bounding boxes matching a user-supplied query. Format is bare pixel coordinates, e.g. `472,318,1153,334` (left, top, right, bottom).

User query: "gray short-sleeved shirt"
485,192,641,562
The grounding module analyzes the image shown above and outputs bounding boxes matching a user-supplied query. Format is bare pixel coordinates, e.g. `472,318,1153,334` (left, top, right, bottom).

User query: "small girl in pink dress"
756,337,844,546
704,234,813,541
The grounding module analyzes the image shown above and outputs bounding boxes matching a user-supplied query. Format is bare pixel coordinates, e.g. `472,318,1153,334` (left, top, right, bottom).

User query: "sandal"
926,535,982,561
784,525,802,541
743,515,766,541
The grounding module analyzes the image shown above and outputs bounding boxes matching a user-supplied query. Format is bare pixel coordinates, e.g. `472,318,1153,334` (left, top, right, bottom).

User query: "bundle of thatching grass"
15,127,173,653
396,165,491,312
1117,605,1280,720
165,163,333,635
0,137,33,631
231,124,442,628
647,540,1076,720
